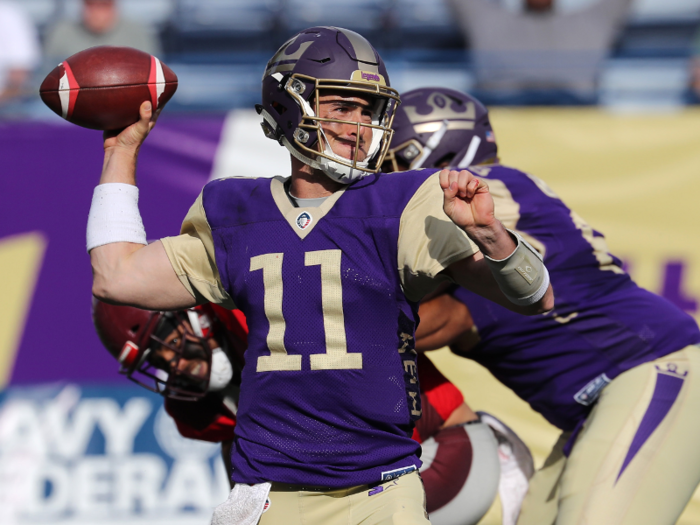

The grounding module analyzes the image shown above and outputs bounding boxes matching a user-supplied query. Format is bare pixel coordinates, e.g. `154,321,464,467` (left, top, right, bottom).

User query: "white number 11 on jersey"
250,249,363,372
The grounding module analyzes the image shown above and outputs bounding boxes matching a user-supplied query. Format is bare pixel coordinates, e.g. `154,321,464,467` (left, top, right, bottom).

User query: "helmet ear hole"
271,101,287,115
130,324,140,334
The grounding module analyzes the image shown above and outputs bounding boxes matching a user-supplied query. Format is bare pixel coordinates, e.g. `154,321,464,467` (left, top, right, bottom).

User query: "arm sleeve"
418,354,465,422
165,397,236,443
397,172,479,302
414,354,465,442
172,414,236,443
160,192,236,308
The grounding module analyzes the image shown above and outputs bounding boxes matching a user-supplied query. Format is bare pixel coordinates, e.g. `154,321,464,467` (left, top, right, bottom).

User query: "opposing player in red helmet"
93,299,248,477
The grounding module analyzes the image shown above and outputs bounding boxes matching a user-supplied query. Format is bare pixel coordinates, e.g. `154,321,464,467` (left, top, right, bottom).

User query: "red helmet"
92,299,225,400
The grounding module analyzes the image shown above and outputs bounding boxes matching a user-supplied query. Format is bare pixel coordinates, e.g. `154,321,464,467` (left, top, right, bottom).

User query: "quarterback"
387,86,700,525
92,300,247,459
85,27,552,524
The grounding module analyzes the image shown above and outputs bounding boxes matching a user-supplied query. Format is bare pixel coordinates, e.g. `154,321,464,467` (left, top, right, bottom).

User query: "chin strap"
209,347,233,392
185,309,233,392
186,310,204,337
281,134,368,184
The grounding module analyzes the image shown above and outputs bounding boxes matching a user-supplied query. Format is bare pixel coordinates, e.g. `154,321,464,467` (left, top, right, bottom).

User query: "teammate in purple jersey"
84,28,553,524
386,86,700,525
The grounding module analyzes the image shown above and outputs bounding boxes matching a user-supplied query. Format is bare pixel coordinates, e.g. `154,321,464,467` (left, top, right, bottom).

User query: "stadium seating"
12,0,700,111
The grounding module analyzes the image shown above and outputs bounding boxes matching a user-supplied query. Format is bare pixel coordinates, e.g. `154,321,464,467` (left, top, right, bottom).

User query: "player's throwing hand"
103,101,159,153
439,168,496,234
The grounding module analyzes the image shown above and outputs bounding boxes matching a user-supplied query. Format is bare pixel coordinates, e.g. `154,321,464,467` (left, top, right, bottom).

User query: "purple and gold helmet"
382,87,498,172
257,26,400,184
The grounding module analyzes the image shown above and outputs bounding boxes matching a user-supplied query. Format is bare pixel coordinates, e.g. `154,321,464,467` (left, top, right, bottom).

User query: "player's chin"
331,144,367,163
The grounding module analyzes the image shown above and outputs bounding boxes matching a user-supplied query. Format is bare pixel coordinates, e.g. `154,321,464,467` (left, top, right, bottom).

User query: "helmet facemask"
383,120,453,172
382,138,422,172
280,73,400,184
121,310,214,401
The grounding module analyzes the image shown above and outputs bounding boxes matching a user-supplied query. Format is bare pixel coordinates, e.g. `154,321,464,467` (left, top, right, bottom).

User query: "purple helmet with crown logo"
257,26,400,184
382,87,498,172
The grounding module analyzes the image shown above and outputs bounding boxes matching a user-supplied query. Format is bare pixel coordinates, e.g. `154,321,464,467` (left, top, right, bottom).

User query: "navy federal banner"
0,384,230,525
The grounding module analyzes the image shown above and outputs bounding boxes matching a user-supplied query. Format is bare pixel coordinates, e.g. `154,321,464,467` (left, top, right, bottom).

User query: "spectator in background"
446,0,631,104
688,29,700,103
44,0,161,62
0,1,40,106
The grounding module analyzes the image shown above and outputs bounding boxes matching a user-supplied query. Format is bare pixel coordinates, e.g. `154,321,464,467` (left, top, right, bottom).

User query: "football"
40,46,178,131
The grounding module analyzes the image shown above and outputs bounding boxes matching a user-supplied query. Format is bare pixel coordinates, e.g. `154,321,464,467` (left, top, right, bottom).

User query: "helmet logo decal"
295,211,313,230
351,70,386,86
265,40,315,77
119,341,139,366
486,130,496,143
405,93,476,126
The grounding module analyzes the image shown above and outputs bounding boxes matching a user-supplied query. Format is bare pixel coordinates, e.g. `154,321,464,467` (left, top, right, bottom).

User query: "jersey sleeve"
160,192,236,308
397,172,479,301
482,173,548,257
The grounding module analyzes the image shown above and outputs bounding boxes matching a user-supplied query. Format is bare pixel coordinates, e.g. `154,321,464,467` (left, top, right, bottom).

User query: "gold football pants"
518,345,700,525
258,470,430,525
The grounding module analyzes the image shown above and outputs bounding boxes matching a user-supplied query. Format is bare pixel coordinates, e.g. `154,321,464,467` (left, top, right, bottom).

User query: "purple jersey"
452,164,700,431
192,169,475,487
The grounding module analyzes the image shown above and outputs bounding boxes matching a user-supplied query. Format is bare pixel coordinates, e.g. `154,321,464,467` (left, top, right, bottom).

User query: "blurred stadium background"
2,0,700,523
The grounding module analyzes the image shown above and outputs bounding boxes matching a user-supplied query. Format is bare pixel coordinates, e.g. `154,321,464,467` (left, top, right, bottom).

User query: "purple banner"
0,115,226,385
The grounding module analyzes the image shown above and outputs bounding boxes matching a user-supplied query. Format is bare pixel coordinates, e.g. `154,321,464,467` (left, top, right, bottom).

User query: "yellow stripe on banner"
0,232,47,388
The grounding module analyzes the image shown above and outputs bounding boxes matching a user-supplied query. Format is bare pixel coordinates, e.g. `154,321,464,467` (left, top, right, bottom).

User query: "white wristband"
86,183,147,252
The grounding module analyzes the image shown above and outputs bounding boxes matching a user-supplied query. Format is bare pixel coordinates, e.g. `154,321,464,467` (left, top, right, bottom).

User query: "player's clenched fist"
439,168,496,234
